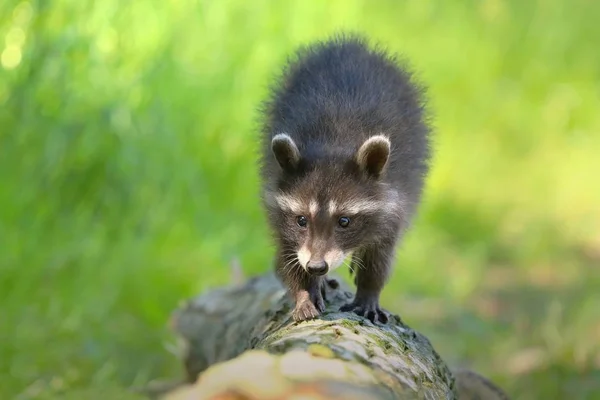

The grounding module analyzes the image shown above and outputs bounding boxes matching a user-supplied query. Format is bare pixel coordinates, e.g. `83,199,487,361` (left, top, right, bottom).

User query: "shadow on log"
143,272,509,400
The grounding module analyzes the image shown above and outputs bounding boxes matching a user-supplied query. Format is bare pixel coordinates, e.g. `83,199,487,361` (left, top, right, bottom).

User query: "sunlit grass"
1,0,599,399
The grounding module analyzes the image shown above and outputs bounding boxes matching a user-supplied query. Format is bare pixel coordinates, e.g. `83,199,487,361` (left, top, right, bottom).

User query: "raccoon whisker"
280,249,298,258
282,250,302,261
282,257,294,267
283,257,300,266
287,263,304,282
343,259,357,272
351,257,367,271
285,255,298,264
281,253,298,262
281,253,303,274
281,257,299,271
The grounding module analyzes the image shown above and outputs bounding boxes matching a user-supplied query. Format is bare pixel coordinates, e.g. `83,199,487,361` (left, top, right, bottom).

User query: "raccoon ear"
356,134,391,178
271,133,300,172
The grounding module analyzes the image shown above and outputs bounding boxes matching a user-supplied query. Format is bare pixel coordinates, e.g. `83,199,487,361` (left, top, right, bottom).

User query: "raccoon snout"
306,260,329,276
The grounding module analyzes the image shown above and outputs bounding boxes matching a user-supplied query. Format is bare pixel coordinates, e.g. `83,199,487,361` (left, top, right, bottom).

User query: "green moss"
418,370,435,386
392,314,404,325
339,319,360,330
266,340,295,354
373,336,393,355
372,335,388,348
316,323,335,332
278,303,291,314
397,340,409,352
364,340,376,358
307,344,336,359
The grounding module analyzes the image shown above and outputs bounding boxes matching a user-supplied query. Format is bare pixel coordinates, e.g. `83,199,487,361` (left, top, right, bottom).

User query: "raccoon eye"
297,215,308,227
338,216,350,228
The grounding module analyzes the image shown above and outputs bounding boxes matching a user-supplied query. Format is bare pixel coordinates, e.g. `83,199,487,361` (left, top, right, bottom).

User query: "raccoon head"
265,133,404,276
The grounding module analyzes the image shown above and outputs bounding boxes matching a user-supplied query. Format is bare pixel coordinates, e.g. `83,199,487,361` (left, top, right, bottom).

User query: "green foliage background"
1,0,599,399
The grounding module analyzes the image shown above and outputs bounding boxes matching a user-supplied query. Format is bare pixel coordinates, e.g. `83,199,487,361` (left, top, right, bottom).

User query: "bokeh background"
1,0,599,399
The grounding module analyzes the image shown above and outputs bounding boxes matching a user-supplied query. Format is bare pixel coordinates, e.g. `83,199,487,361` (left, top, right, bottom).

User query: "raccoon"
258,34,432,323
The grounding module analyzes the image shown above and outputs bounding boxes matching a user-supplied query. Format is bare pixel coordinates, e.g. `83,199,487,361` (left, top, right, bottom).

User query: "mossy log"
145,271,508,400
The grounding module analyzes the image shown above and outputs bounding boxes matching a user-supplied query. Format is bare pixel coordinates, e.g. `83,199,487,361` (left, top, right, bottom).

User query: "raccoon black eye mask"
296,215,351,228
258,34,431,324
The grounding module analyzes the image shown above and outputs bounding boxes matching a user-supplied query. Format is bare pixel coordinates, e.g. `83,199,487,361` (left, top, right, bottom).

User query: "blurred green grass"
1,0,599,399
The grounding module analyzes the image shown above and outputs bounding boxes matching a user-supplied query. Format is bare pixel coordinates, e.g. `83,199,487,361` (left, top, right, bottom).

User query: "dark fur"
258,33,432,323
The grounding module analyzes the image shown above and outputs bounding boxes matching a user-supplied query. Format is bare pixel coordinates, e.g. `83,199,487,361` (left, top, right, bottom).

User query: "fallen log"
144,271,509,400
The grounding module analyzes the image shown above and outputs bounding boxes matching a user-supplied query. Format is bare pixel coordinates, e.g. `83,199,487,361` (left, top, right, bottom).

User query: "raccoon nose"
306,260,328,276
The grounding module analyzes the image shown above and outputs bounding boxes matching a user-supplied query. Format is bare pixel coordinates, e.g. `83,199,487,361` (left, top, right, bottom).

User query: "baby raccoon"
259,34,431,323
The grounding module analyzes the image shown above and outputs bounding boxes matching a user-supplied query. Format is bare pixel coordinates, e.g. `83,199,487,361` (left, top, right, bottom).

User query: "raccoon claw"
340,300,389,324
292,299,321,322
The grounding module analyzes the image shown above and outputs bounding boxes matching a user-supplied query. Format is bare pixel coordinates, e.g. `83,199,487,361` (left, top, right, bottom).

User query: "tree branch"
144,271,509,400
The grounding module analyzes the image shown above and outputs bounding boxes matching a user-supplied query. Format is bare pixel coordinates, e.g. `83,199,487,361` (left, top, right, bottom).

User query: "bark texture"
147,271,508,400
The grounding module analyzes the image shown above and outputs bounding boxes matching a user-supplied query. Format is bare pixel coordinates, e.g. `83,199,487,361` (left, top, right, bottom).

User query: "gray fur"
258,33,432,323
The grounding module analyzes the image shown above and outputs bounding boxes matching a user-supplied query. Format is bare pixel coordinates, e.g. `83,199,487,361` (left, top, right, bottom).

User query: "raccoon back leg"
347,259,358,287
340,241,395,324
320,274,341,303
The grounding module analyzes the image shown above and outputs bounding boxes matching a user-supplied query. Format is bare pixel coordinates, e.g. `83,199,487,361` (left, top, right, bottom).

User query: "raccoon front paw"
340,299,389,324
292,299,321,322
